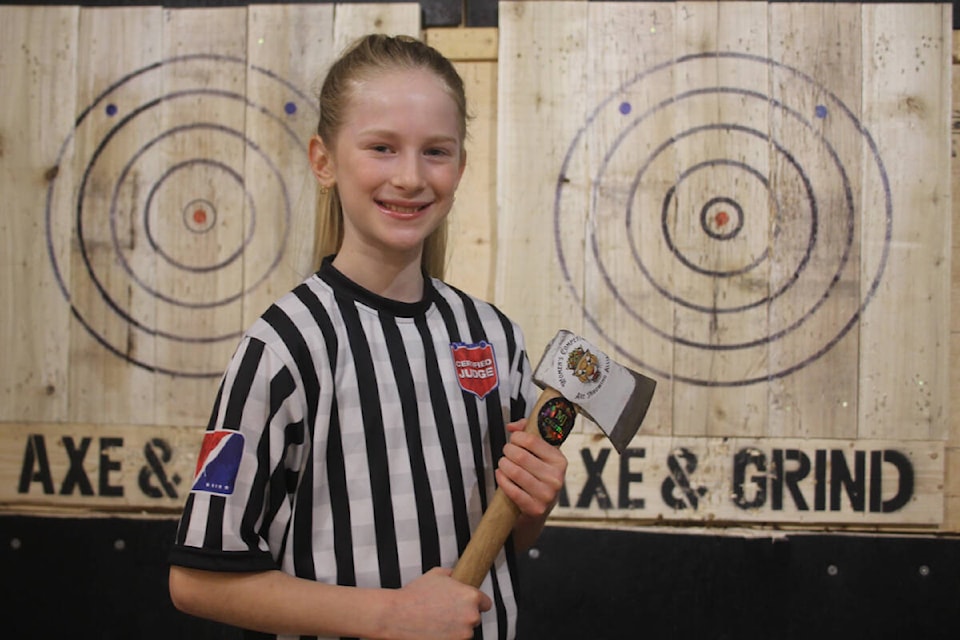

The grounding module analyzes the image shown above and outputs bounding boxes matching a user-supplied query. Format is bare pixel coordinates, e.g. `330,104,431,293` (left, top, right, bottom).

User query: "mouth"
378,200,430,216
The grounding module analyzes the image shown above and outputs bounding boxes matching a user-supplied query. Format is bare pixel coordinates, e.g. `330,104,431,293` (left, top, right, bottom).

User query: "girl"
168,34,567,640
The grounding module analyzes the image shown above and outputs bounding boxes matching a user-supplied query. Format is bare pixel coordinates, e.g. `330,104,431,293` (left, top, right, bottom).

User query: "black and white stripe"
171,258,535,640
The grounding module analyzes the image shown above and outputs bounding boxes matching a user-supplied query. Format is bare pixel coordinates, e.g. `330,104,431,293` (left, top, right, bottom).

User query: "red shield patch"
450,341,499,399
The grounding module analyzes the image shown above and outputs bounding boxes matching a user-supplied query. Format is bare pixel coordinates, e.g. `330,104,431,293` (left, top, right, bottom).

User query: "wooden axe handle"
451,386,566,587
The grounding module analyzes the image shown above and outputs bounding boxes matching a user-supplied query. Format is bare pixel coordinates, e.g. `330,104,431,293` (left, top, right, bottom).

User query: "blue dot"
284,102,297,115
815,105,827,119
105,104,118,117
619,102,632,115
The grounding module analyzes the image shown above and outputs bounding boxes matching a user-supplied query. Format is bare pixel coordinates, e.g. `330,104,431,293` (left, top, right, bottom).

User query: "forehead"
344,67,464,136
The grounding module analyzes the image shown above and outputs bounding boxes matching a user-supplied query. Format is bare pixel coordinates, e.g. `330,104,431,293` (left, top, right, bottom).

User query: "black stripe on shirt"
456,289,508,468
292,282,353,586
491,306,529,423
454,291,510,640
203,339,266,550
261,300,323,580
433,294,488,509
381,315,441,572
415,314,472,555
223,338,264,432
206,378,226,432
174,493,196,546
337,291,401,588
253,368,298,550
175,356,225,546
238,367,284,551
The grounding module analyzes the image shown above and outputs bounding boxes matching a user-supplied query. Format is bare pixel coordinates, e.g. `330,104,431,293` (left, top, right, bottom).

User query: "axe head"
532,330,656,453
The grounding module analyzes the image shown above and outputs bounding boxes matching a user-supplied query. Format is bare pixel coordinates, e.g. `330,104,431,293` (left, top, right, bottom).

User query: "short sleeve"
169,336,306,573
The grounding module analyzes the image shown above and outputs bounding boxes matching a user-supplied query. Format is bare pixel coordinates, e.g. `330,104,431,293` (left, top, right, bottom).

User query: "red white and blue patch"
192,431,244,496
450,341,499,399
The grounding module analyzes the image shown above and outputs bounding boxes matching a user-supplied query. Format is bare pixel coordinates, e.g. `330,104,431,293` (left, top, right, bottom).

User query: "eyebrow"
357,128,460,145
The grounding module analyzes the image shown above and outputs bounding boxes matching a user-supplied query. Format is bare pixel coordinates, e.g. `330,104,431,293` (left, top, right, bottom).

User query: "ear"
309,134,336,188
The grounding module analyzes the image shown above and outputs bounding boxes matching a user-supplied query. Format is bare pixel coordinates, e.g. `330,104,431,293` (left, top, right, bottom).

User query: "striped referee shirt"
170,257,536,640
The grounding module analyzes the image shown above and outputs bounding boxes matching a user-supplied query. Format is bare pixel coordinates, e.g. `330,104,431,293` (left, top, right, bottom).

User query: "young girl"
168,34,567,640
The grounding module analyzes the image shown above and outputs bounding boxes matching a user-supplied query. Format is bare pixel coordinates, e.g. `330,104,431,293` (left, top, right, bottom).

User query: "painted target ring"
46,54,317,377
554,52,891,387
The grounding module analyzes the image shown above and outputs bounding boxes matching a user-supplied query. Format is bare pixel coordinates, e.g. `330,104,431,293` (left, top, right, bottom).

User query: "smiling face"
310,67,466,270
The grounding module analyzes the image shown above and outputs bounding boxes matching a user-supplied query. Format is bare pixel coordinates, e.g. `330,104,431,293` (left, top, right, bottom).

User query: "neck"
332,250,425,303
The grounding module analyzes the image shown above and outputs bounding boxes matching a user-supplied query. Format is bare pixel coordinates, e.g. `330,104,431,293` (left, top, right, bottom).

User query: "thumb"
478,591,493,612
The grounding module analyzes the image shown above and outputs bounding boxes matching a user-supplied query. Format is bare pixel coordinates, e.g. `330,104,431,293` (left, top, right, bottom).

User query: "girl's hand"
495,419,568,520
389,567,492,640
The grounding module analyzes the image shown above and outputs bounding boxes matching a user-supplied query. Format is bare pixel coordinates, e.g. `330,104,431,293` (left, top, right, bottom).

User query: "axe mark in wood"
451,329,657,587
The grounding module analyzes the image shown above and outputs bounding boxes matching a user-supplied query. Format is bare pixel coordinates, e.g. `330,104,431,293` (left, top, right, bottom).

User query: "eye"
425,147,453,158
370,144,392,153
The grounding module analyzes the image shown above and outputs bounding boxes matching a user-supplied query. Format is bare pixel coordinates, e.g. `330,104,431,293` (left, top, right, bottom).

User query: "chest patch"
450,341,499,399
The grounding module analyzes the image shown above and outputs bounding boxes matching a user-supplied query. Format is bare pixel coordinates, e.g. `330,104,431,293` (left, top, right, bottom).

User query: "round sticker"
537,397,578,446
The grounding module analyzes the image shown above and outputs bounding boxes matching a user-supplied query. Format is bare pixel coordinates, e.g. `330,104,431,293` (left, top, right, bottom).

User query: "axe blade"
532,330,656,453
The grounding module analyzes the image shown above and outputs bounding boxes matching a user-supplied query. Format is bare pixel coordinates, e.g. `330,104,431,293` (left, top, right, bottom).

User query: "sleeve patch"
192,431,245,496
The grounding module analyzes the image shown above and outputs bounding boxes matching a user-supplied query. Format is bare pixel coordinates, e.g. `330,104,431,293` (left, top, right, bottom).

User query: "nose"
391,152,426,191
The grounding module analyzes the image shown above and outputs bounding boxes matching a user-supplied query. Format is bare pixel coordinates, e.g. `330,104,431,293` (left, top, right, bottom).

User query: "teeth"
384,203,421,214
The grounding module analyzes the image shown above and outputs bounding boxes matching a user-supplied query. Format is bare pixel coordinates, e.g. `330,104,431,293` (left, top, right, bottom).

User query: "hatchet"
451,329,657,587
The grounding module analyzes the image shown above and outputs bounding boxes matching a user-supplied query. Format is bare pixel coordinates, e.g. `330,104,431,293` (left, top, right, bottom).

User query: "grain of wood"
0,6,79,423
858,4,951,441
426,27,498,61
243,4,336,324
765,3,862,440
496,0,590,361
669,1,769,438
444,59,499,300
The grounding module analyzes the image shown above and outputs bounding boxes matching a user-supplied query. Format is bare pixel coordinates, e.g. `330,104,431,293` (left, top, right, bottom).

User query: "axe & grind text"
557,445,915,516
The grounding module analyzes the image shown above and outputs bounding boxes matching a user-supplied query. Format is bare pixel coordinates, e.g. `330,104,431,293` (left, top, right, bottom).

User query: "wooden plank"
62,7,165,426
496,0,590,362
552,433,944,527
243,4,336,325
949,30,959,531
667,1,769,438
0,422,202,512
0,6,79,423
333,2,421,52
949,31,960,450
766,3,863,440
574,2,679,438
149,7,251,426
424,27,500,298
858,4,951,440
425,27,498,61
444,58,499,300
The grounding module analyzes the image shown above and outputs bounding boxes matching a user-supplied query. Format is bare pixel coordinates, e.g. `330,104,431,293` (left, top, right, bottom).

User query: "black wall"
2,515,958,639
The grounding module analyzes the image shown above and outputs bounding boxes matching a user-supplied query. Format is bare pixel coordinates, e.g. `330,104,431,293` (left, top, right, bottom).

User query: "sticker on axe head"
537,396,577,446
533,330,639,435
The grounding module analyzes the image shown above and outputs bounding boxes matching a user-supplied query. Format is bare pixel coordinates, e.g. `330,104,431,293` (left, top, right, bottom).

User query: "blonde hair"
311,34,469,280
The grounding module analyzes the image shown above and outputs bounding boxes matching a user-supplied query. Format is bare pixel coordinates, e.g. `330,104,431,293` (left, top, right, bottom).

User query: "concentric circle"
554,52,890,387
46,54,318,377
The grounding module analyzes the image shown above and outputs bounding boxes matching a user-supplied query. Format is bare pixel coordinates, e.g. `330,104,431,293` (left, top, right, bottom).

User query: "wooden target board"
0,2,954,530
497,2,951,526
0,4,422,511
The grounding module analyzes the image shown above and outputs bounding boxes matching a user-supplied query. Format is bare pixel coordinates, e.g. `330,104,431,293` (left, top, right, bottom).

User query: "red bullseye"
715,211,729,227
182,198,217,234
